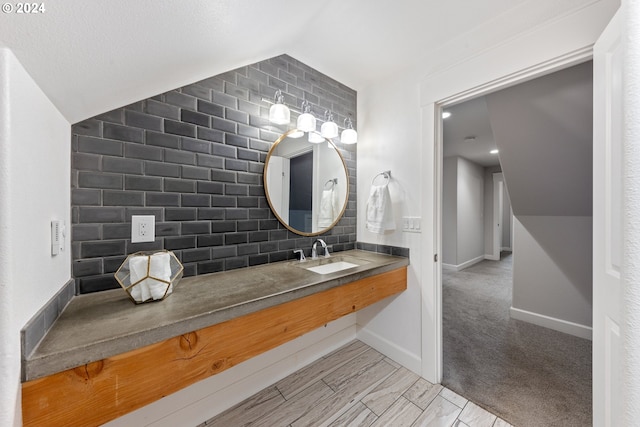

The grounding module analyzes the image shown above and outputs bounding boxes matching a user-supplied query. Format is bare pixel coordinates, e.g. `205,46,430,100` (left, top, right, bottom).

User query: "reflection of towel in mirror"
129,252,172,302
366,183,395,234
318,188,338,228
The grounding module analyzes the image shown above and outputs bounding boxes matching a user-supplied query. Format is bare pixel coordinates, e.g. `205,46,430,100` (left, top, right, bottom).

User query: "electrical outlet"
131,215,155,243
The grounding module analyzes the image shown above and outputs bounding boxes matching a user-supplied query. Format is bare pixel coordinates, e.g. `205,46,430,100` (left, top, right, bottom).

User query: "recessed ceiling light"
464,136,476,143
442,111,451,119
490,149,499,154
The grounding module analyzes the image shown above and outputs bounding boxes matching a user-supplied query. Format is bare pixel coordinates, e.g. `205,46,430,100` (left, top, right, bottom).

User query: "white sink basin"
305,261,359,275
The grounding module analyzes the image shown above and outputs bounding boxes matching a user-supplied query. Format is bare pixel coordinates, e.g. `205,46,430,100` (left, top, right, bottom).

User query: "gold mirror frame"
263,129,350,237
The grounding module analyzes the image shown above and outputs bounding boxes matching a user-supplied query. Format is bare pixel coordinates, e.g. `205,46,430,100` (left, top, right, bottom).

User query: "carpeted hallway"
442,253,592,427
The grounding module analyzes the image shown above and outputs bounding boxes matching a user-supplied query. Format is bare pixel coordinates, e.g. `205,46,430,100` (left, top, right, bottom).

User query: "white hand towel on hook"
366,181,395,234
318,188,336,228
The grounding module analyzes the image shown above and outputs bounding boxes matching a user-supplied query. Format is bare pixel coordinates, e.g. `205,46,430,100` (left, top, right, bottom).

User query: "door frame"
422,46,594,383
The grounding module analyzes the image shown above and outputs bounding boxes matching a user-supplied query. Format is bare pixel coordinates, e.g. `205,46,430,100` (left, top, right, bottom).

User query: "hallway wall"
502,183,512,250
511,215,593,338
483,167,513,257
485,62,594,337
443,157,485,269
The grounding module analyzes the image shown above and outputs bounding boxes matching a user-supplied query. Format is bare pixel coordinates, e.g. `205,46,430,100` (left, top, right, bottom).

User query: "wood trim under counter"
22,266,407,427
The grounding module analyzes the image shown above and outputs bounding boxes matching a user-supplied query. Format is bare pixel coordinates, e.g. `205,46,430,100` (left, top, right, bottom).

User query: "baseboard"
510,307,592,340
501,246,512,252
441,255,485,272
484,253,500,261
104,314,357,427
356,325,422,375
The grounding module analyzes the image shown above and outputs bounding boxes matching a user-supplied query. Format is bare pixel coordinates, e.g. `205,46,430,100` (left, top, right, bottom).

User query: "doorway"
435,61,595,425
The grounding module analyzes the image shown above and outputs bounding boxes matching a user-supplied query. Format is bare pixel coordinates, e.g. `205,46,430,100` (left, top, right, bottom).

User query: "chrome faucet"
311,239,330,259
293,249,306,262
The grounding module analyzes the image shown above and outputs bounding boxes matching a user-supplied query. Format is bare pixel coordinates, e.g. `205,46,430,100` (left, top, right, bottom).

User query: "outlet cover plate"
131,215,155,243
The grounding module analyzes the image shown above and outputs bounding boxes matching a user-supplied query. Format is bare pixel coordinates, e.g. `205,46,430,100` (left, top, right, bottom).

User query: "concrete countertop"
23,249,408,381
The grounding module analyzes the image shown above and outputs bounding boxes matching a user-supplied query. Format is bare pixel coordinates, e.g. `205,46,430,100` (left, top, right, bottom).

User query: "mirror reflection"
264,130,349,236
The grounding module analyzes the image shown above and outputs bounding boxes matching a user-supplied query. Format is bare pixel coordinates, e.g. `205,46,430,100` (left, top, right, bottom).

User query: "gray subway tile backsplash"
71,54,357,293
103,122,144,143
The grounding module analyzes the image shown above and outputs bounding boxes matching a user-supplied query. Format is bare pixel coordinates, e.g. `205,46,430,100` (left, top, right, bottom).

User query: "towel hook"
324,178,337,190
372,170,391,185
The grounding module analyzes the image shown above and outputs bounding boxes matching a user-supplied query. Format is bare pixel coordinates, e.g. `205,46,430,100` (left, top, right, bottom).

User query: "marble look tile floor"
202,340,512,427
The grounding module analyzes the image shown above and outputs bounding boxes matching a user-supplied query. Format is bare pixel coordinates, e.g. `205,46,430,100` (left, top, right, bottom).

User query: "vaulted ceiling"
486,61,593,217
0,0,607,123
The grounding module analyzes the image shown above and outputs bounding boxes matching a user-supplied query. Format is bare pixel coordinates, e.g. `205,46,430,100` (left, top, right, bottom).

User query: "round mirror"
264,129,349,236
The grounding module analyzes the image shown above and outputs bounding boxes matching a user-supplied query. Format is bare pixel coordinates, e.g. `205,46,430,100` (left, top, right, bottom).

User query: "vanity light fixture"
297,100,316,132
269,89,290,125
340,118,357,144
490,149,499,154
320,110,339,139
308,131,325,144
289,130,304,138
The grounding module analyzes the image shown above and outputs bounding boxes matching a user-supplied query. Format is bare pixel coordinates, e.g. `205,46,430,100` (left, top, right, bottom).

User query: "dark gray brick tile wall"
71,55,357,294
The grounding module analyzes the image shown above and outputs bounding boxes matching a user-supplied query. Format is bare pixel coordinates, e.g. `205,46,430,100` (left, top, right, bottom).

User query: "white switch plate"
51,220,65,255
131,215,155,243
402,216,422,233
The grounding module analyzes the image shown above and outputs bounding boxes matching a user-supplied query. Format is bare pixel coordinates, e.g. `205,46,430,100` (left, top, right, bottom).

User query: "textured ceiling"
0,0,604,123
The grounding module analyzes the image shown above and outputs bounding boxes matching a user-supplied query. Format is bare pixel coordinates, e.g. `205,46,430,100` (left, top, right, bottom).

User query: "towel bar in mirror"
263,129,349,236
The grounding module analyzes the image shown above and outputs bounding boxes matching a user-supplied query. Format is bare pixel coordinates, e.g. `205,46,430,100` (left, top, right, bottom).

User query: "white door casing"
593,9,622,427
620,0,640,424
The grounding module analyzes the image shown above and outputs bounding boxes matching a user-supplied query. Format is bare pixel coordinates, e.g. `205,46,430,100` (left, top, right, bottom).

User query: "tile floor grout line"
204,341,512,427
318,363,397,427
277,341,370,400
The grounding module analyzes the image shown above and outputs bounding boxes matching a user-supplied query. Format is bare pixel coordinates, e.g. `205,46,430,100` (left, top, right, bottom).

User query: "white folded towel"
129,252,172,302
366,183,395,234
318,188,338,228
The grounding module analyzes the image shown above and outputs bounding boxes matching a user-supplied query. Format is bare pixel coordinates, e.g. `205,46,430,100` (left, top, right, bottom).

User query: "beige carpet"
442,253,592,427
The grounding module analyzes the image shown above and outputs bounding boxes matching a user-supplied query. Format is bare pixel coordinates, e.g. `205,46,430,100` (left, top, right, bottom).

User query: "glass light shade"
269,103,290,125
321,121,339,139
308,131,324,143
297,113,316,132
340,128,358,144
289,130,304,138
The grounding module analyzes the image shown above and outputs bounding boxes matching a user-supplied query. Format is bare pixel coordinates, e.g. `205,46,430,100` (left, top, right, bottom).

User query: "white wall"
0,49,71,426
482,168,513,255
511,216,592,338
483,166,502,256
442,157,458,265
356,74,424,373
502,184,512,250
456,157,485,265
443,157,485,268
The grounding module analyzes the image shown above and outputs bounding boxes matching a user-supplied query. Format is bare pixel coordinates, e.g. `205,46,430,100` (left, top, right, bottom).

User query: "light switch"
51,220,65,255
402,216,422,233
